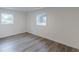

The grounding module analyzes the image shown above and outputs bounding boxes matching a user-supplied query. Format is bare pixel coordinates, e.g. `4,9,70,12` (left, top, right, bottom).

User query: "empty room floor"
0,32,79,52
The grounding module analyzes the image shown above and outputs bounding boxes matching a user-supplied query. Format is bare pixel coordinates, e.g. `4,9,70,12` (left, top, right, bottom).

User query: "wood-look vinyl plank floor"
0,32,79,52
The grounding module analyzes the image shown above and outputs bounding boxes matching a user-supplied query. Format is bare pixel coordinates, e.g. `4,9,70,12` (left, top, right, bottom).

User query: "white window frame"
36,13,47,26
1,13,14,24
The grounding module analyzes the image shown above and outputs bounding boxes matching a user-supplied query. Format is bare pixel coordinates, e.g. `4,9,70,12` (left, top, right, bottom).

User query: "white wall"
0,8,27,38
26,7,79,49
1,8,79,49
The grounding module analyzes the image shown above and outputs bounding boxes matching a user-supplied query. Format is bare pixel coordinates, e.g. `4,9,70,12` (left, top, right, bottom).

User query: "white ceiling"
2,7,44,12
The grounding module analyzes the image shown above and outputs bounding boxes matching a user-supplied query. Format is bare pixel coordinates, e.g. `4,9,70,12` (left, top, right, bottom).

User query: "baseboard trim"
0,32,79,51
0,32,27,39
26,32,79,50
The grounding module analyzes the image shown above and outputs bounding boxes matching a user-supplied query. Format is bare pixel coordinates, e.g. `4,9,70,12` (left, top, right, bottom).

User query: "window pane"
1,13,13,24
36,13,47,26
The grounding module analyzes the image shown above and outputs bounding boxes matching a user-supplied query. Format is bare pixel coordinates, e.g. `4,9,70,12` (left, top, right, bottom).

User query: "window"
36,13,47,26
1,13,13,24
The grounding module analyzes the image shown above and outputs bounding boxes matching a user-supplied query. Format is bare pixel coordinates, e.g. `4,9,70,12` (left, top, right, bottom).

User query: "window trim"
36,13,47,26
1,13,14,24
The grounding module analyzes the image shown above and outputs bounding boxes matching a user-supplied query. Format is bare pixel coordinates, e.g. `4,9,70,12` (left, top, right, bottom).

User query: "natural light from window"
36,13,47,26
1,13,13,24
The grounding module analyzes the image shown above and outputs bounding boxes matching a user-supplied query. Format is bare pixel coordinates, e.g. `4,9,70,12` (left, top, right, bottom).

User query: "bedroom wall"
0,8,27,38
26,7,79,49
